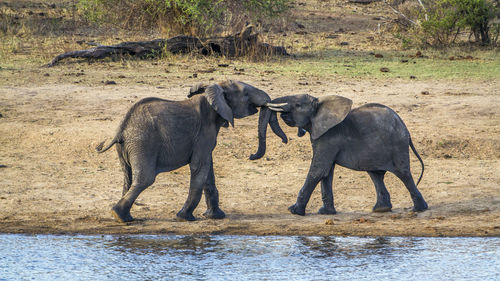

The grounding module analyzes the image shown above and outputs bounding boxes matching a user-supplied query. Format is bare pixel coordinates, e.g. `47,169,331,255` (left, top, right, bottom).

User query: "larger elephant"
96,80,287,222
267,94,428,215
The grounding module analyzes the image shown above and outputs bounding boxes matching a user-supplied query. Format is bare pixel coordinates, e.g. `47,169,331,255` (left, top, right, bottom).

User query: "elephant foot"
412,200,428,212
318,206,337,215
203,207,226,219
372,201,392,213
176,210,196,221
111,205,134,223
373,206,392,213
288,204,306,216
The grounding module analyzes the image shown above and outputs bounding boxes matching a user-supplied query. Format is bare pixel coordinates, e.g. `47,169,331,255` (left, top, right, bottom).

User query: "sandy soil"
1,0,499,237
0,62,499,237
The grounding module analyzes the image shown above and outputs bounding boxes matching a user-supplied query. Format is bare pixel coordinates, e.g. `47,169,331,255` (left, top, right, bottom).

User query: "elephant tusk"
267,106,284,112
265,102,288,107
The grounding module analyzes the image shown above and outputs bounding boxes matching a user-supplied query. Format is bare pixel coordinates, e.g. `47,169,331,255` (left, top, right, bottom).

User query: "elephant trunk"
249,107,271,160
269,111,288,143
248,90,288,160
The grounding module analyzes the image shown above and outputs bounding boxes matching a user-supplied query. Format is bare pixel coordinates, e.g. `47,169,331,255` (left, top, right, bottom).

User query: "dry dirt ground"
0,0,499,237
1,63,499,237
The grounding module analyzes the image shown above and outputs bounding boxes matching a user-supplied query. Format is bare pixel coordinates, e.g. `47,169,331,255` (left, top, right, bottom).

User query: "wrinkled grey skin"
188,82,288,160
268,94,428,216
96,80,287,223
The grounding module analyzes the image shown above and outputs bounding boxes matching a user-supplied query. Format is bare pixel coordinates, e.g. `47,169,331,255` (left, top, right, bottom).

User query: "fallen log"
46,25,289,67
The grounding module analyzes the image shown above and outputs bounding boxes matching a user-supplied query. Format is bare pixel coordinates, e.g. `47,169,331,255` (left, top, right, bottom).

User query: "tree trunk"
46,25,288,67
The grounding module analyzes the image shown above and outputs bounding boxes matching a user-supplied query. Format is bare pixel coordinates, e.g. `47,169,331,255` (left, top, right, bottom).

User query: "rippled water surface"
1,234,499,280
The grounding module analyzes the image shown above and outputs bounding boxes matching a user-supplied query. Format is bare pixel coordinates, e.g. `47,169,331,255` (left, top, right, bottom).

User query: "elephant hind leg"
117,145,132,196
393,169,428,212
368,171,392,212
120,160,132,197
112,161,157,223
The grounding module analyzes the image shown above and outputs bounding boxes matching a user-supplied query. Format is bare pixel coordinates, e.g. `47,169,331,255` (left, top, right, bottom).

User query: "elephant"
266,94,428,216
96,80,288,222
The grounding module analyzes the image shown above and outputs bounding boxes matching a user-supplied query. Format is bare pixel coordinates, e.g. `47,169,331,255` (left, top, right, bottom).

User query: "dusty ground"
0,0,499,237
1,63,499,237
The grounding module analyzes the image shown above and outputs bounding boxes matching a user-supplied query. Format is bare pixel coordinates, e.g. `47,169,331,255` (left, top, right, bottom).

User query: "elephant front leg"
289,168,330,216
176,161,211,221
289,177,321,216
289,149,336,216
318,165,336,215
202,162,226,219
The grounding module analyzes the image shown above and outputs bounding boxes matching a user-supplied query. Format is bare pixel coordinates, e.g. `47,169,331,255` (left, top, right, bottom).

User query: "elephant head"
189,80,288,159
267,94,353,140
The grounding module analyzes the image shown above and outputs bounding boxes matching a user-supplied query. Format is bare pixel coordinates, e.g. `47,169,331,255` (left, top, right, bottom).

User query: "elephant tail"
409,136,424,186
95,137,119,153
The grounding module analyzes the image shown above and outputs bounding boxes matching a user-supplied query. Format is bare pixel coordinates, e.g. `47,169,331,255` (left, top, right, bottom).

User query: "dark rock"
340,42,349,46
104,80,116,85
380,67,390,72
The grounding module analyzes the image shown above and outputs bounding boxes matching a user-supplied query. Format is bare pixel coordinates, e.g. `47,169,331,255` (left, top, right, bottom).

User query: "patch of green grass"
244,49,500,80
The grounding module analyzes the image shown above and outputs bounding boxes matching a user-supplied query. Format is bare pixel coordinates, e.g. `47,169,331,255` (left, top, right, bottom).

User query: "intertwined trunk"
249,96,287,160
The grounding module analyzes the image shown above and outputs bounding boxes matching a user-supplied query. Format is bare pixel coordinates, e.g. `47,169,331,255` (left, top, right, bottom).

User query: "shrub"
390,0,499,46
77,0,290,36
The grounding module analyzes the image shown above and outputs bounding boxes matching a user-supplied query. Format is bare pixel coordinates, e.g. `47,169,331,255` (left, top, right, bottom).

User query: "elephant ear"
188,82,208,98
310,95,352,140
205,84,234,127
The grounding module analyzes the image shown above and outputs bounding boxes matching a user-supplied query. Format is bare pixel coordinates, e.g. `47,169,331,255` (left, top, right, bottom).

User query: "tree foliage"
390,0,499,46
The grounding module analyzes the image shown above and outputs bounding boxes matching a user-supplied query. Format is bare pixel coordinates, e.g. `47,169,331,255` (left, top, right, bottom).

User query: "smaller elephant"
267,94,428,215
96,80,287,222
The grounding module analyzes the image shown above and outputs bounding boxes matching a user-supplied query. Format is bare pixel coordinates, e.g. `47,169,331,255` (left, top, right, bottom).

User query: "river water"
1,234,498,280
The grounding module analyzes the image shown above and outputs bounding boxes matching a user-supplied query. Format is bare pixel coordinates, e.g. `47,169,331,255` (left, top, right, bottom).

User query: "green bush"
77,0,290,36
393,0,499,46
